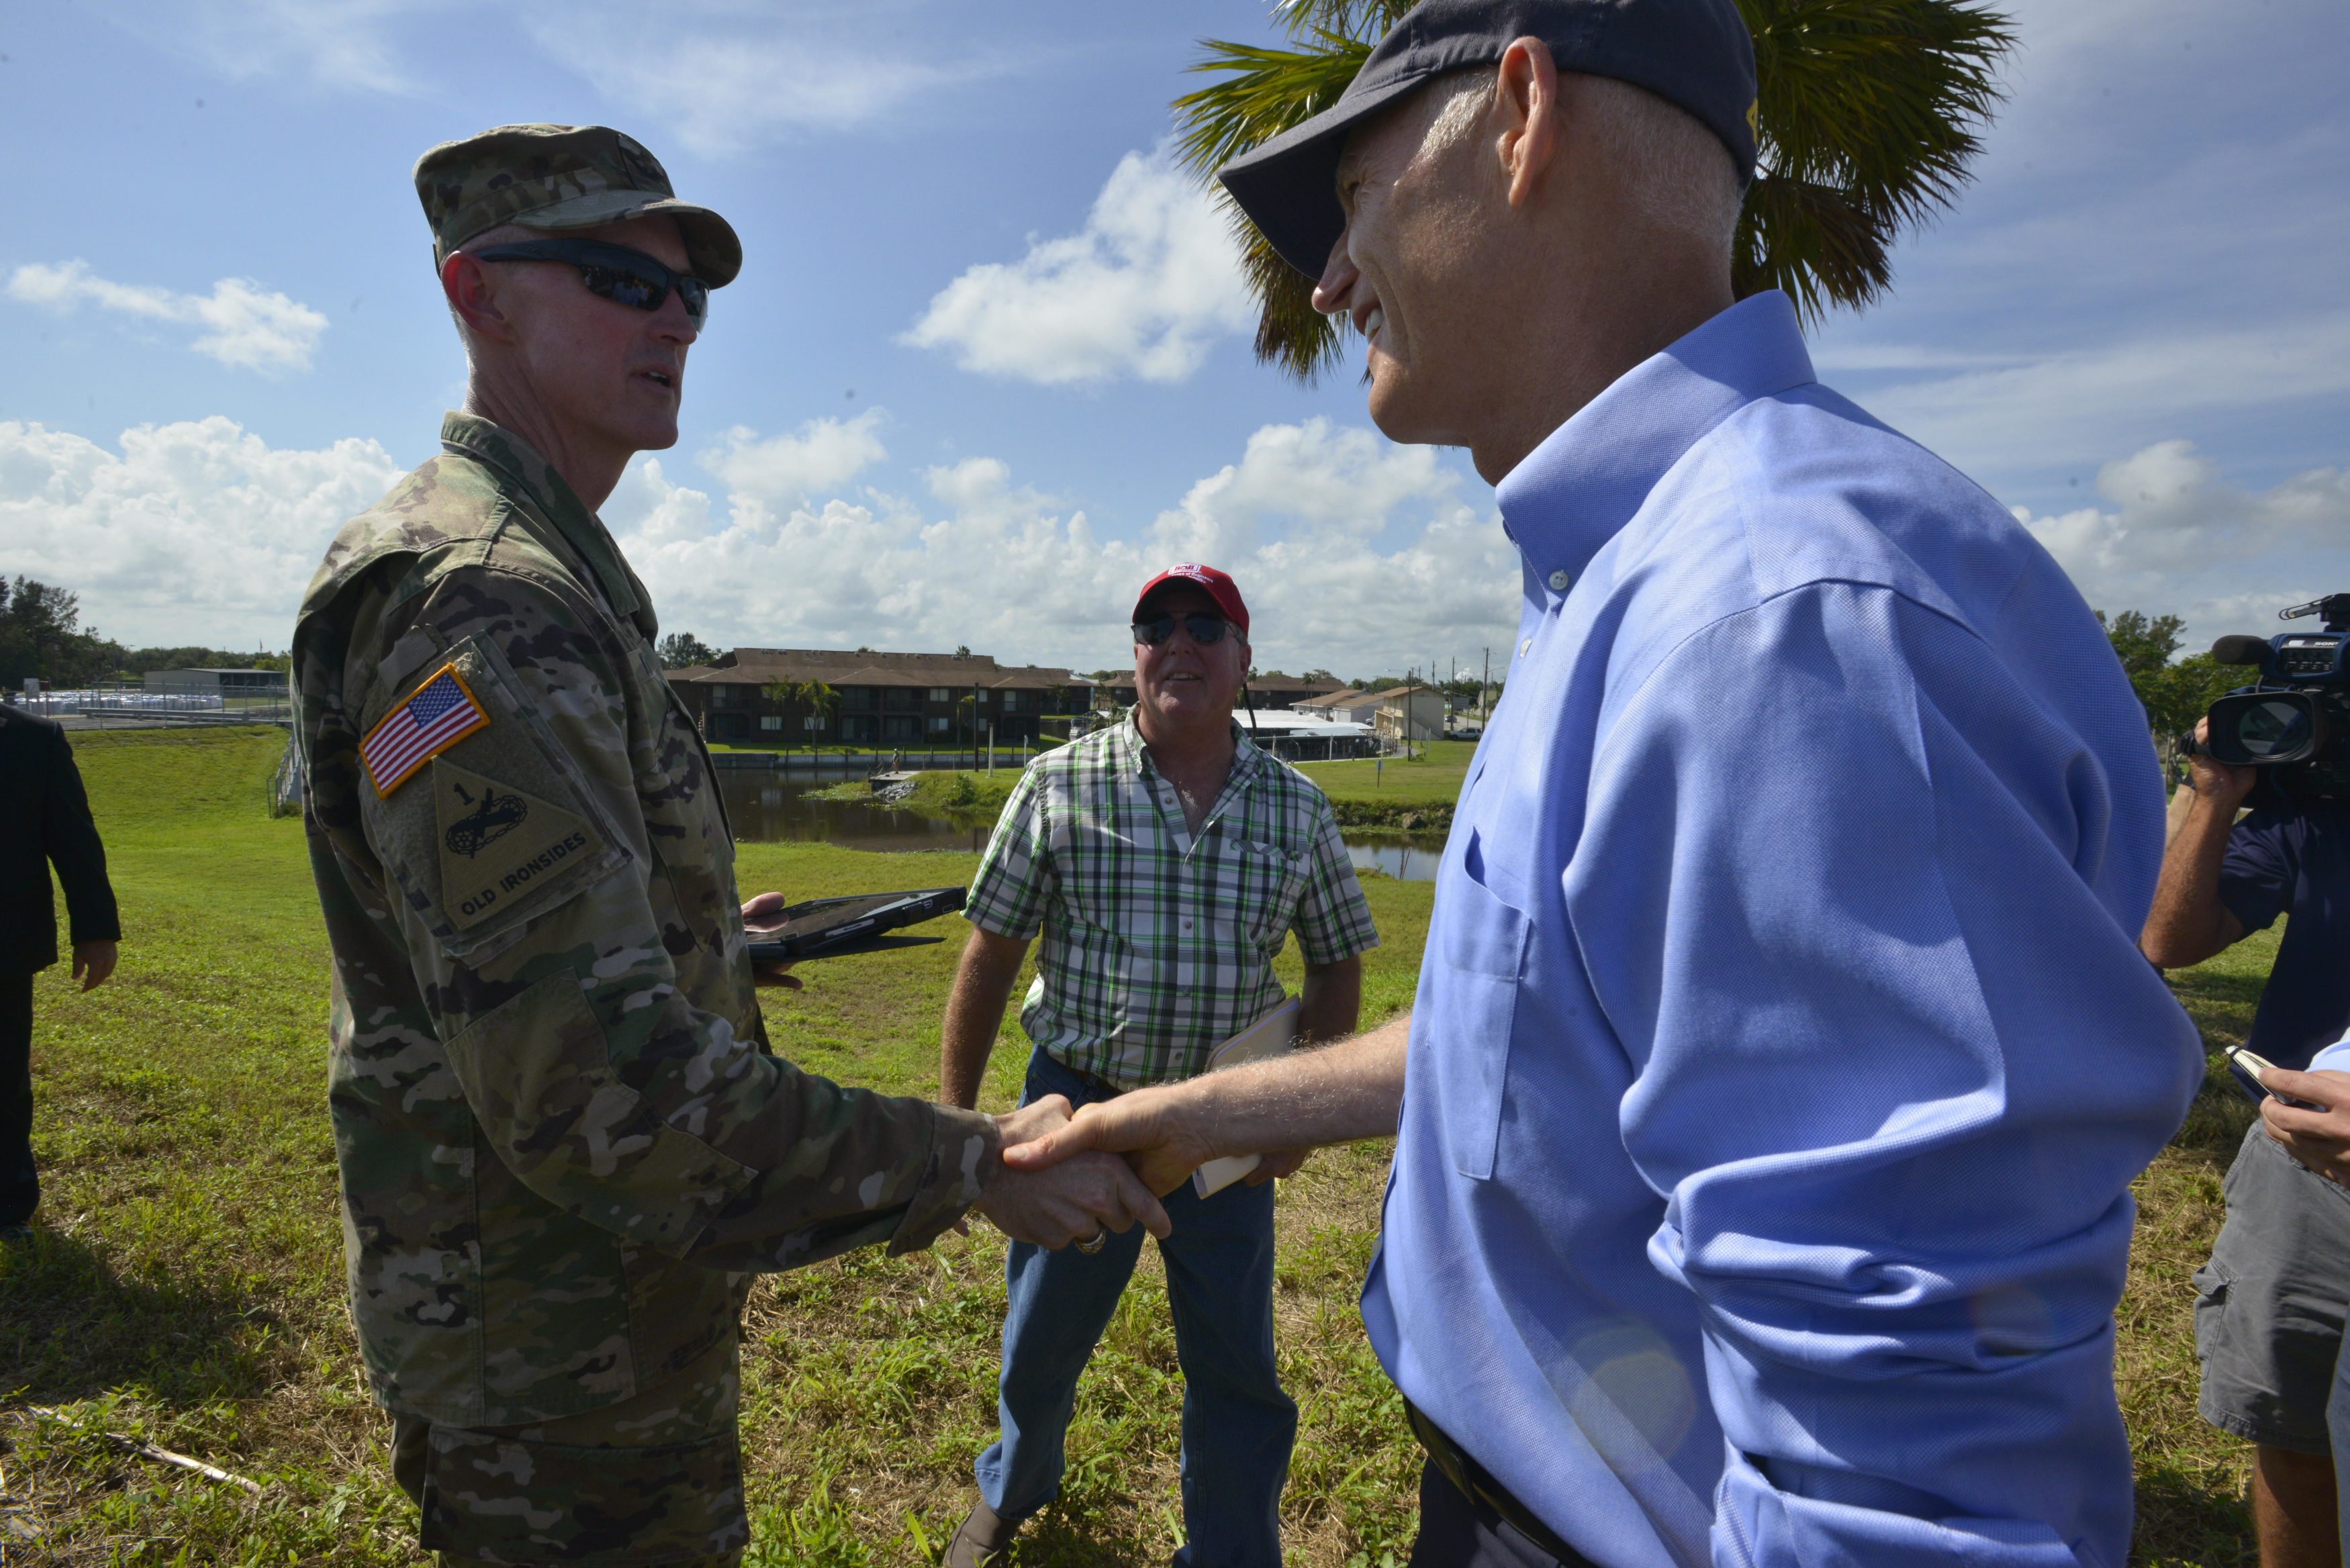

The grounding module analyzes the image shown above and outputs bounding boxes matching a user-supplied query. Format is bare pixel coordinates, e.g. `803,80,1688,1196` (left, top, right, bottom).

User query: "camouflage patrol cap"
415,124,741,287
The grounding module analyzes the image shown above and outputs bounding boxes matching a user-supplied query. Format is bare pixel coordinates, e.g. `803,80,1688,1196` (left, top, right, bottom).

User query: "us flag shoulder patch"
361,663,490,798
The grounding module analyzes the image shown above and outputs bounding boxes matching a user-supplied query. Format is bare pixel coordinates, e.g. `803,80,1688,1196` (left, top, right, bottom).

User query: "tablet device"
745,887,966,963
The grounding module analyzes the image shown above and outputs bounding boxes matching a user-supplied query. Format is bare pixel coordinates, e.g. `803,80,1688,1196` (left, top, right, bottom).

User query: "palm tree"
1172,0,2015,380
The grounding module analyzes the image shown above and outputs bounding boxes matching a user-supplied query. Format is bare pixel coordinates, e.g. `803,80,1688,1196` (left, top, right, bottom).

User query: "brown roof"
1295,688,1369,709
670,647,1076,690
1366,685,1435,702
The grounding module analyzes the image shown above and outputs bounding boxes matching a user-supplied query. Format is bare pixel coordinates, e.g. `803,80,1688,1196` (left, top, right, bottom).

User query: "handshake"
973,1080,1311,1251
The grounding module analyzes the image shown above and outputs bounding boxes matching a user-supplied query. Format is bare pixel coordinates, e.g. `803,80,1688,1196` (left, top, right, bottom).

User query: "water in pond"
717,774,1443,881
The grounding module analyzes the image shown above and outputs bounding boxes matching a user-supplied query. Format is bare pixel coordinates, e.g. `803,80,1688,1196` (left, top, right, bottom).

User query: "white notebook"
1190,999,1301,1199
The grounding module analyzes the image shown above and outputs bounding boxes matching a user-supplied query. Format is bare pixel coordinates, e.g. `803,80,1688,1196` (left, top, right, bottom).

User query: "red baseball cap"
1132,563,1249,637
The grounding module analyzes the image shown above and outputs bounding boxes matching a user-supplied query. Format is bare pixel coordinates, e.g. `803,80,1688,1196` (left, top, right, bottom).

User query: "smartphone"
2224,1046,2323,1110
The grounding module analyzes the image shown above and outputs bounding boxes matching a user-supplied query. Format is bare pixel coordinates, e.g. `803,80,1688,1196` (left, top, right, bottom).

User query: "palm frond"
1734,173,1895,320
1170,34,1372,181
1739,0,2015,230
1266,0,1417,44
1180,0,2016,378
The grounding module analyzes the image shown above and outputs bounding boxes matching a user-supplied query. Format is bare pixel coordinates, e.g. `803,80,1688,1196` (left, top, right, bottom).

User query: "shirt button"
1181,920,1194,933
1547,569,1570,592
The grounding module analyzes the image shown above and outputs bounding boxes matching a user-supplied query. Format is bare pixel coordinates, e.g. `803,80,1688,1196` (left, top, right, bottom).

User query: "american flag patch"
361,663,490,797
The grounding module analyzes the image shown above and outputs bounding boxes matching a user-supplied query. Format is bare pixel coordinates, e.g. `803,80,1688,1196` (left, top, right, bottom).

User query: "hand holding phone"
2226,1046,2325,1110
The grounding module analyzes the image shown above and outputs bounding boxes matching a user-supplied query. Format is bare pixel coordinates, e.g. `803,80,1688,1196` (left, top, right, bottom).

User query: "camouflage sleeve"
343,562,998,1269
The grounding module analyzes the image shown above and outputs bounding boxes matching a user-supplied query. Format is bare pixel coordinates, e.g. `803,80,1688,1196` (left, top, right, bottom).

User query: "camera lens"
2235,698,2312,758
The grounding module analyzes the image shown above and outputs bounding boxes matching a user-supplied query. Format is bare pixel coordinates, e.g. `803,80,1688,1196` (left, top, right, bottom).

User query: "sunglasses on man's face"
1133,613,1239,648
469,239,710,326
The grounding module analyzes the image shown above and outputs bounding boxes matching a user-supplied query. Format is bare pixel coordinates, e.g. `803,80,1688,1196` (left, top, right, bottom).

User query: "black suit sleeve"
42,728,119,946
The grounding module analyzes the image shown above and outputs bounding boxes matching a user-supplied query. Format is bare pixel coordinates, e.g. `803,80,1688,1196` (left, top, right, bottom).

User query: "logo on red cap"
1133,563,1249,636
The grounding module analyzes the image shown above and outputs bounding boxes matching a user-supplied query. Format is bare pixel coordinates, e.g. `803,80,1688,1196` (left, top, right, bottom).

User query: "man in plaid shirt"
941,564,1378,1567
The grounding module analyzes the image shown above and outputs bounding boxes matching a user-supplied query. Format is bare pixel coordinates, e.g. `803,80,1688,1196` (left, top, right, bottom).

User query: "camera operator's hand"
978,1095,1172,1248
740,891,802,990
2258,1066,2350,1186
2186,718,2256,811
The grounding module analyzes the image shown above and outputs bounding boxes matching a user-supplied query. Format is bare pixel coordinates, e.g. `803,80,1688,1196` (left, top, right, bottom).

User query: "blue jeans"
976,1048,1297,1567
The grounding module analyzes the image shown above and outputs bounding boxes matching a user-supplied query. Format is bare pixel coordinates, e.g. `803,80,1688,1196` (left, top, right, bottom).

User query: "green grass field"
0,728,2273,1564
1292,740,1474,808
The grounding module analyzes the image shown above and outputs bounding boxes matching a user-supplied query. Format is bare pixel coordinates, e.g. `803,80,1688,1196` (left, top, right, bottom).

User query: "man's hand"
2259,1066,2350,1185
2185,718,2257,813
1003,1081,1221,1197
71,940,116,992
739,891,801,991
978,1095,1172,1246
1246,1148,1311,1186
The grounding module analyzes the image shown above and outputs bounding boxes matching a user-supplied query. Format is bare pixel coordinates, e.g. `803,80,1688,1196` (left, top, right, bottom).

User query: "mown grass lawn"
0,728,2271,1565
1292,740,1474,809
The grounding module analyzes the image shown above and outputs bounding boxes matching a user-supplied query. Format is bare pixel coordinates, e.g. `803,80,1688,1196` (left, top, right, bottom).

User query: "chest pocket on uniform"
1425,830,1529,1181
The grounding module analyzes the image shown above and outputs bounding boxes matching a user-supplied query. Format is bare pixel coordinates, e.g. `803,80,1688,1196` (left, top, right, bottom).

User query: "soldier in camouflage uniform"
293,124,1168,1567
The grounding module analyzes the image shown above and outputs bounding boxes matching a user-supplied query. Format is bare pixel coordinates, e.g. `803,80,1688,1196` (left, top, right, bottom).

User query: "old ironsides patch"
432,758,607,930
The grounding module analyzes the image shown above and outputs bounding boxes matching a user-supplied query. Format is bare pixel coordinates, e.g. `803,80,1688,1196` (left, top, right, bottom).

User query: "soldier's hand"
739,891,802,991
1002,1083,1221,1198
975,1151,1172,1248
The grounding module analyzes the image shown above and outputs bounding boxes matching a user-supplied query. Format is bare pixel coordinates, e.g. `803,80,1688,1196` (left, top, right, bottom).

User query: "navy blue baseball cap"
1218,0,1757,278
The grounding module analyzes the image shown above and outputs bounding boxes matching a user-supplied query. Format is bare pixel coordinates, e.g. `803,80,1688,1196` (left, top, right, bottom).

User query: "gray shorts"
2195,1123,2350,1454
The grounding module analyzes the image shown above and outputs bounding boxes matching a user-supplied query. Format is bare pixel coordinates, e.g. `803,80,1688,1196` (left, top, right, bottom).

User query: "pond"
718,774,1446,881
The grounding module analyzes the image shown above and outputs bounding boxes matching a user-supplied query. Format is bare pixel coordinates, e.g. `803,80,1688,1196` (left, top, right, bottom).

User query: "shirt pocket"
1427,843,1530,1181
1233,838,1309,949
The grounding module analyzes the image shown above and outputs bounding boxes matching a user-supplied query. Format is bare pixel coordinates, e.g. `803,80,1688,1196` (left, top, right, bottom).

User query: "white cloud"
525,11,966,156
0,419,404,647
8,260,330,375
2012,439,2350,650
91,0,432,95
613,416,1517,675
902,147,1255,386
699,410,888,506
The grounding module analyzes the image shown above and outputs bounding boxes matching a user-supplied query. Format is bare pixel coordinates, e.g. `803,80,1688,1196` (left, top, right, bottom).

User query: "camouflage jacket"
292,413,999,1427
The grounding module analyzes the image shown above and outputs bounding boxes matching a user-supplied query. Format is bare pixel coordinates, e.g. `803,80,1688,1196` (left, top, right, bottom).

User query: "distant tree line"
0,576,289,690
2098,609,2242,758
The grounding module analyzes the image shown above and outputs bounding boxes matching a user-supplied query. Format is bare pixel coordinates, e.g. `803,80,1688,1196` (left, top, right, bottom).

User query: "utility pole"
1481,646,1491,720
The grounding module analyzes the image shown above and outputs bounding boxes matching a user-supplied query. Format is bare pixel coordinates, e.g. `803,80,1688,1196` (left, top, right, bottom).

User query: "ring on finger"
1075,1228,1108,1254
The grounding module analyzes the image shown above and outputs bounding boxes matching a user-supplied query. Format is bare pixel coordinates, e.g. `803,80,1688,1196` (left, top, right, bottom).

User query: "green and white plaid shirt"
966,717,1379,1088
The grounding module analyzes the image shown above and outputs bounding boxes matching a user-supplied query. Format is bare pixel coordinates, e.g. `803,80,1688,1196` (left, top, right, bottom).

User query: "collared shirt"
965,716,1378,1087
1359,293,2203,1568
2219,804,2350,1069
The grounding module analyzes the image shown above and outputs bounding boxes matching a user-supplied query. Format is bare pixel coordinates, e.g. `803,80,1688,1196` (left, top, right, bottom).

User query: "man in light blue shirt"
1010,1,2206,1564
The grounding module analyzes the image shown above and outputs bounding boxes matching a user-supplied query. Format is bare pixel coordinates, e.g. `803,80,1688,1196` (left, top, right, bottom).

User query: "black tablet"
745,887,966,963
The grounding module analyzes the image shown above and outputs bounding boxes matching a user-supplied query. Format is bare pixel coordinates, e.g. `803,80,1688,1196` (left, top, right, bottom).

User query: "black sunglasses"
1133,613,1239,647
469,239,710,325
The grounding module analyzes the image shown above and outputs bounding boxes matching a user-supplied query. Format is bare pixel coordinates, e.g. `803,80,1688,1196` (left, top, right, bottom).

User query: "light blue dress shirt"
1360,291,2204,1568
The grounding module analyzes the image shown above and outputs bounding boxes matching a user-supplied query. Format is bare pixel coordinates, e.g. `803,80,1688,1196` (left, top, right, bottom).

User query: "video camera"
2193,593,2350,807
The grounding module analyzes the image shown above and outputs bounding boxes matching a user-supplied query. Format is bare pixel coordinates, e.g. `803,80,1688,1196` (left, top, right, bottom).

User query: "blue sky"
1,0,2344,678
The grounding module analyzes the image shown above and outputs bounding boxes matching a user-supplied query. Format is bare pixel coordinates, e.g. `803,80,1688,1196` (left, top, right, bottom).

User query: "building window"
803,715,827,732
759,716,782,732
1000,690,1022,714
882,687,919,714
710,685,735,709
843,687,876,712
928,687,951,702
929,716,951,734
883,714,919,741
